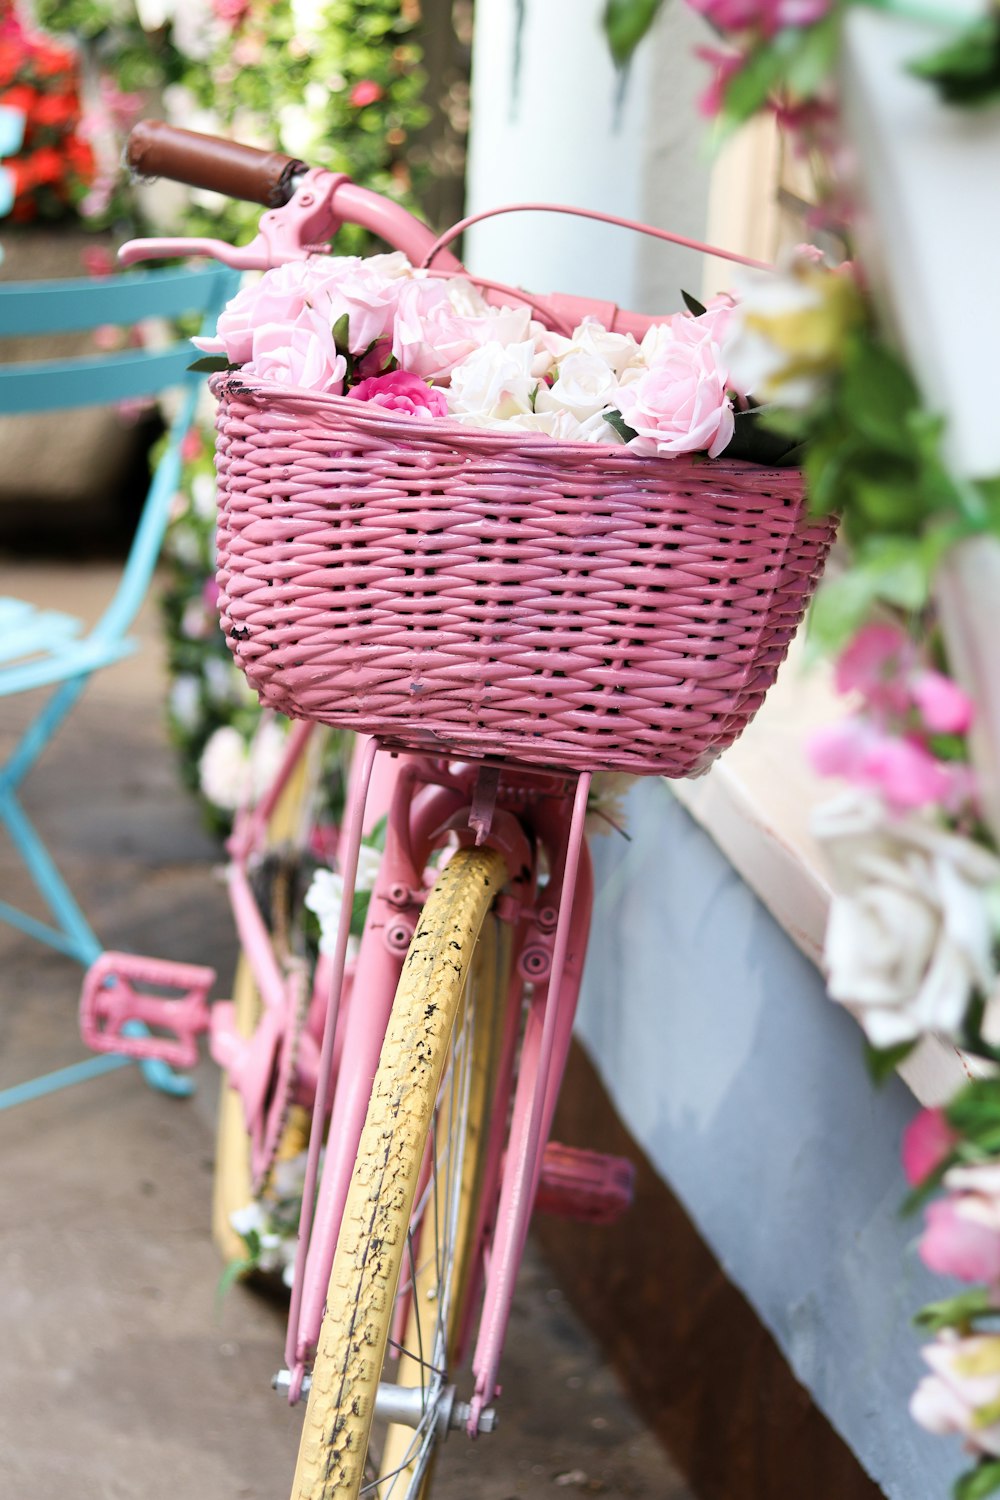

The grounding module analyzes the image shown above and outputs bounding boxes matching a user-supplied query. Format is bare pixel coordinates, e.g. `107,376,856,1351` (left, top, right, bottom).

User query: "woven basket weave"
213,375,835,778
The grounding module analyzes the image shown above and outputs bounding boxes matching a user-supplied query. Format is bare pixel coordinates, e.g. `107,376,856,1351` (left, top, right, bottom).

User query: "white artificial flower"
290,0,329,39
248,717,288,801
447,341,540,422
190,471,216,520
204,656,241,704
229,1201,267,1238
565,320,639,377
355,843,383,892
304,868,344,956
277,104,324,161
169,674,201,732
170,0,225,60
812,790,1000,1049
536,348,621,424
134,0,172,28
199,726,252,810
167,526,206,569
724,252,861,409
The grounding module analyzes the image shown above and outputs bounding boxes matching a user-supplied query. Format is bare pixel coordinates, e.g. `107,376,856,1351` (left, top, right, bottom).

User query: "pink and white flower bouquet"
193,252,790,465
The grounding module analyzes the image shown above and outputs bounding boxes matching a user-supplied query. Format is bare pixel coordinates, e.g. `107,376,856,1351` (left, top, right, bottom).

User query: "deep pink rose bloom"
348,370,449,420
919,1198,1000,1284
902,1109,957,1187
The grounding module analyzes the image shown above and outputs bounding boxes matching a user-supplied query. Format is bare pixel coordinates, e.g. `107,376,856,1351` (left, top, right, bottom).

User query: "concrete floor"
0,562,693,1500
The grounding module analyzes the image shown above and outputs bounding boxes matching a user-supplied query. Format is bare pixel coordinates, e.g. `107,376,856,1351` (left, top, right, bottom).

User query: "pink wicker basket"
213,374,835,778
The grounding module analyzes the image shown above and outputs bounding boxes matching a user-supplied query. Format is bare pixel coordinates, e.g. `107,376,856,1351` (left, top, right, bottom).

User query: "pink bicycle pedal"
534,1143,636,1226
79,952,215,1071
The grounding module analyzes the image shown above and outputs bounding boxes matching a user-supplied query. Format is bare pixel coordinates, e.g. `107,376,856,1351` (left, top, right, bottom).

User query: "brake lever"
118,167,346,270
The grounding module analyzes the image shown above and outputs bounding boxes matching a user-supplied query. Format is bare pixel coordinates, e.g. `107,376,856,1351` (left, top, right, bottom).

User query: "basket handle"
420,201,773,275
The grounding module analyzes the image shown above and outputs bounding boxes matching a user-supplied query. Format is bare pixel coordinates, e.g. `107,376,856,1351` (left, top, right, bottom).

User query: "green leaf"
681,289,707,318
781,14,840,100
839,341,920,458
332,312,351,356
187,355,232,374
718,41,790,133
915,1288,997,1334
365,814,389,853
605,408,638,444
722,406,805,467
909,15,1000,110
864,1037,917,1086
216,1255,256,1309
350,887,372,938
602,0,664,67
955,1459,1000,1500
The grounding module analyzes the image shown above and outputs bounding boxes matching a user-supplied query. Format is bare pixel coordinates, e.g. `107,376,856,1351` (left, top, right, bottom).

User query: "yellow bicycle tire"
291,846,508,1500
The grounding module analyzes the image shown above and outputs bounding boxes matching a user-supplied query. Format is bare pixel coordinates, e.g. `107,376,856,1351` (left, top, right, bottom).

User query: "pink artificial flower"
686,0,833,35
912,670,975,736
392,277,533,383
808,719,958,812
919,1197,1000,1284
902,1108,957,1187
695,46,746,119
81,245,116,279
180,429,204,464
347,370,448,420
350,80,383,108
212,0,251,21
242,307,347,394
835,623,916,715
616,338,734,458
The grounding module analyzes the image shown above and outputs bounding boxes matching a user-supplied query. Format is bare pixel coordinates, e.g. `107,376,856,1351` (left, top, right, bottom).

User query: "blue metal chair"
0,260,238,1109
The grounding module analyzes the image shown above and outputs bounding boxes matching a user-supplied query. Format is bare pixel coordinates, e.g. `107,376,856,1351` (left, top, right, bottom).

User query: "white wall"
465,0,713,316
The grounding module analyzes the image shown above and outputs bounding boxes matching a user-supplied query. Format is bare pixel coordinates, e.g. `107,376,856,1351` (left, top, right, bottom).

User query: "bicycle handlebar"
124,120,462,273
127,120,305,209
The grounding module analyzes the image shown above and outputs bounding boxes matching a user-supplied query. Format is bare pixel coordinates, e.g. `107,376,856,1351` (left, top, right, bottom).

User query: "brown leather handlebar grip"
126,120,306,209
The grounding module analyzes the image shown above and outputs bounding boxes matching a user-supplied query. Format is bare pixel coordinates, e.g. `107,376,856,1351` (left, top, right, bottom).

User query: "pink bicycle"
79,121,834,1500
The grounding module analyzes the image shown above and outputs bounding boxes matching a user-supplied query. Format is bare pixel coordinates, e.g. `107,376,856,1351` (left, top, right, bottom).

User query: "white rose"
169,674,201,732
812,790,1000,1048
536,349,621,423
565,320,639,377
447,340,538,421
911,1333,1000,1457
248,717,288,802
199,726,251,811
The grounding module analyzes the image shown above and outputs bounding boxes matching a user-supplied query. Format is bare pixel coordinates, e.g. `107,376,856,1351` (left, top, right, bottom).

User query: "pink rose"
902,1108,957,1187
616,338,734,458
834,623,915,714
242,306,347,393
686,0,832,35
808,719,960,811
920,1164,1000,1286
350,80,383,108
392,277,533,383
347,370,448,420
193,259,330,364
912,671,975,736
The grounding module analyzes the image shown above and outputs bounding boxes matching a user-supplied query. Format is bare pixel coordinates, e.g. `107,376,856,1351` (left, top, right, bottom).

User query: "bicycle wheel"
212,730,323,1265
291,845,510,1500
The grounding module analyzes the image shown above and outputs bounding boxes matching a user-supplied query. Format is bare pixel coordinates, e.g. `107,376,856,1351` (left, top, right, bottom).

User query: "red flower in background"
0,11,94,221
349,79,383,108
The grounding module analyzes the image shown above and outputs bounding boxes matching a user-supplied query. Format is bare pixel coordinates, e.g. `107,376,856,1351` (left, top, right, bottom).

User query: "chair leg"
0,788,194,1103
